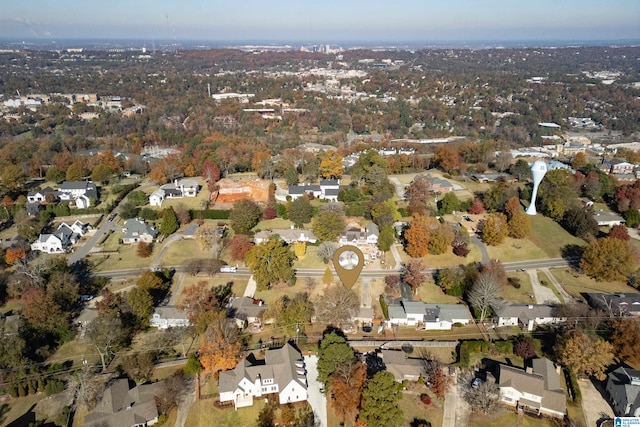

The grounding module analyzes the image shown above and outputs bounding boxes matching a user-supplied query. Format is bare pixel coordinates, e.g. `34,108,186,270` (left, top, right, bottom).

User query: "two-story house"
254,228,318,245
31,220,89,253
498,358,566,418
339,223,379,246
606,366,640,417
122,218,158,244
219,343,307,409
149,178,200,207
57,181,98,208
288,179,340,202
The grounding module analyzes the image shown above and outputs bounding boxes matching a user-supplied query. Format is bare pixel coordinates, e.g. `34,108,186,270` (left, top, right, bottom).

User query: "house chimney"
525,366,533,374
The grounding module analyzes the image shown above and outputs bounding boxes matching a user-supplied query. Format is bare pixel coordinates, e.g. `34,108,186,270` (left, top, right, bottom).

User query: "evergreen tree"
159,206,179,236
359,371,403,427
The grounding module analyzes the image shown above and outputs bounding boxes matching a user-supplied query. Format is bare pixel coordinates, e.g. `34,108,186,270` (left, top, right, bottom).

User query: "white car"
220,266,237,273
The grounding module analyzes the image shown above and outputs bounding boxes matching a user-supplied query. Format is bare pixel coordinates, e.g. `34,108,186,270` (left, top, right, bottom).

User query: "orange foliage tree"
198,311,242,377
330,361,367,424
5,247,26,265
178,281,219,328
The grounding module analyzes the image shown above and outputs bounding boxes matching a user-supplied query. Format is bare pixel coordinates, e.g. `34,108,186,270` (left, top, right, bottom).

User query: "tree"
611,318,640,364
195,223,221,251
201,159,221,192
317,241,338,263
85,314,127,371
198,311,242,377
294,402,316,427
317,332,356,386
1,165,25,190
91,163,113,183
371,199,400,229
504,197,522,218
159,206,179,236
468,197,485,214
128,190,148,206
5,248,26,265
405,175,431,215
229,199,262,234
120,202,139,219
359,371,403,427
66,162,84,181
122,352,155,384
22,287,67,333
265,293,314,335
514,338,537,359
562,206,599,240
481,213,508,246
608,224,630,241
433,145,461,173
462,375,500,414
572,152,588,170
136,241,153,258
435,267,472,297
555,328,614,380
404,214,440,258
179,281,220,330
580,237,638,281
245,237,295,290
312,210,345,242
508,211,531,239
45,166,65,183
403,259,427,295
427,222,454,255
319,150,343,179
439,192,461,215
313,286,359,325
468,269,501,321
377,226,395,252
288,196,313,227
510,159,531,181
228,234,253,262
330,361,367,424
284,166,299,187
127,287,154,328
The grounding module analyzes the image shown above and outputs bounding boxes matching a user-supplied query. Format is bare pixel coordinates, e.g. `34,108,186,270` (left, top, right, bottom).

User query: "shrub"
379,295,389,320
507,277,521,289
420,393,432,405
494,340,513,354
45,380,65,396
565,368,582,403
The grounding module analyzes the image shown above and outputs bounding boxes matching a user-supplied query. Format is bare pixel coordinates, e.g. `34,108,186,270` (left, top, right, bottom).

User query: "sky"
1,0,639,43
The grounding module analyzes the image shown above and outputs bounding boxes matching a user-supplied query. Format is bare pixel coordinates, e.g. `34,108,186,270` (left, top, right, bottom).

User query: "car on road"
107,214,115,222
471,377,482,389
220,265,237,273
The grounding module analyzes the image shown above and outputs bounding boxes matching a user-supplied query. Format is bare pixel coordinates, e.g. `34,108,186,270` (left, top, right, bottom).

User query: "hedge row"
379,295,389,320
189,209,230,220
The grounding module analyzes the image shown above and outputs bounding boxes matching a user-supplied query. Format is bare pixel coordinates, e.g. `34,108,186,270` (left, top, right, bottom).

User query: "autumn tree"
245,236,295,290
580,237,638,281
288,196,313,227
608,224,630,241
22,287,67,333
5,248,26,265
313,286,359,325
199,311,242,377
468,268,502,321
513,337,537,359
572,152,588,170
195,223,221,252
405,174,432,215
403,259,427,295
312,210,345,242
1,165,26,190
433,145,461,173
404,214,439,258
330,361,367,424
504,197,522,218
508,211,531,239
265,293,314,335
122,352,155,384
201,159,221,192
481,213,508,246
319,150,343,179
359,371,403,427
91,163,114,183
230,199,262,234
178,281,220,330
370,199,400,229
468,197,485,214
428,221,455,254
228,234,254,262
611,318,640,364
555,328,614,380
159,206,179,236
136,241,153,258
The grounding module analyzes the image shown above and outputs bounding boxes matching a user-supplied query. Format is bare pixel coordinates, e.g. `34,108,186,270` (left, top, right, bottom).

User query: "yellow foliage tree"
294,241,307,259
481,213,508,246
555,329,614,380
319,150,343,179
199,312,242,378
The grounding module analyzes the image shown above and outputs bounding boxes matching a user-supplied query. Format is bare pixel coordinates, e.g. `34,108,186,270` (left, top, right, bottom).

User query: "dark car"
362,324,373,333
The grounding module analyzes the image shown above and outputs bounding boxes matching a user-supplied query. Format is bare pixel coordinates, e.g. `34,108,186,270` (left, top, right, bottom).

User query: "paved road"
527,269,560,304
579,378,614,427
67,217,118,264
304,355,327,427
470,235,490,264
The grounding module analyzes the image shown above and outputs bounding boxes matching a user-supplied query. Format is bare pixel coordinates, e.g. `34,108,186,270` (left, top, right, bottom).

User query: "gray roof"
608,366,640,413
153,306,188,321
84,379,164,427
320,179,339,186
380,349,427,381
254,228,317,244
491,300,557,321
58,180,98,198
227,297,268,322
394,301,472,322
387,305,406,320
587,292,640,315
123,218,158,240
219,343,306,394
324,188,340,196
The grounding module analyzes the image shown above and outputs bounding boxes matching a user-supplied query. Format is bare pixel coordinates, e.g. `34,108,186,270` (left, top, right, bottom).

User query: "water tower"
526,160,548,215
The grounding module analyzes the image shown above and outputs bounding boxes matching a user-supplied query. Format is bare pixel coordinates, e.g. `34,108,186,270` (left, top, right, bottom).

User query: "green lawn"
185,378,265,427
293,245,326,269
396,244,482,268
549,268,637,299
501,272,534,303
485,237,548,262
470,409,559,427
527,214,585,258
2,394,46,427
417,281,463,304
90,244,157,271
157,239,204,266
253,218,295,231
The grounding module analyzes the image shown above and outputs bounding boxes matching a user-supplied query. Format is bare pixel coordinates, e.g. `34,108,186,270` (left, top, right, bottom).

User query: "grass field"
90,243,157,271
528,214,586,258
501,272,534,303
485,236,548,262
399,386,444,427
2,394,46,427
156,239,204,266
550,267,637,299
469,409,559,427
253,218,295,231
417,281,463,304
396,244,482,267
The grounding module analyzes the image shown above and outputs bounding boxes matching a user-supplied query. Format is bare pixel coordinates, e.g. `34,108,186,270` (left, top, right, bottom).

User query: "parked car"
220,265,237,273
471,377,481,389
362,323,373,333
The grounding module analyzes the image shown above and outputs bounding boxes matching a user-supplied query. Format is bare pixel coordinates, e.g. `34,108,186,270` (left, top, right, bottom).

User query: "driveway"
526,269,560,304
67,218,118,264
442,382,469,427
540,268,573,303
151,233,183,269
243,275,257,298
304,355,327,427
470,235,490,264
579,378,613,427
389,176,405,199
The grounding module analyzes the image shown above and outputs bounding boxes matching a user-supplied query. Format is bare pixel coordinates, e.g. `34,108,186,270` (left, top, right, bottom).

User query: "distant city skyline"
1,0,639,44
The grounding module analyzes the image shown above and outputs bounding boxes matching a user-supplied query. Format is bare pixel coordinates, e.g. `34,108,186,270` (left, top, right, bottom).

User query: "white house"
31,221,88,253
592,210,625,226
149,306,190,329
288,179,340,201
254,228,318,245
490,300,565,331
26,186,58,203
498,358,566,418
219,343,307,409
149,178,200,207
339,223,379,246
387,300,472,330
57,181,98,206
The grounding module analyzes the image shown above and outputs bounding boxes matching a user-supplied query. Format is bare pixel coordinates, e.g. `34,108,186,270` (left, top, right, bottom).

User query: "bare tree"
85,315,127,371
317,242,338,263
313,285,360,325
467,270,501,321
461,371,499,414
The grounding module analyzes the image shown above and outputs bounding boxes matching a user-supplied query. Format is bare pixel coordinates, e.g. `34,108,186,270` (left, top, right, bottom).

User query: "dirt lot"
213,177,271,206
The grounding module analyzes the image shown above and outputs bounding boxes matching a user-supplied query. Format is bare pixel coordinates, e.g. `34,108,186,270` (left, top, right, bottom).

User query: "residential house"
498,358,566,418
84,378,165,427
254,228,317,245
25,202,45,217
149,178,200,206
387,300,472,330
430,176,454,193
490,300,565,331
288,179,340,201
592,210,625,226
586,292,640,317
27,186,58,203
182,223,199,239
227,297,269,328
122,218,158,244
379,349,427,382
218,343,308,409
606,366,640,417
606,159,636,175
57,181,98,207
339,223,379,246
31,221,88,253
149,306,190,329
